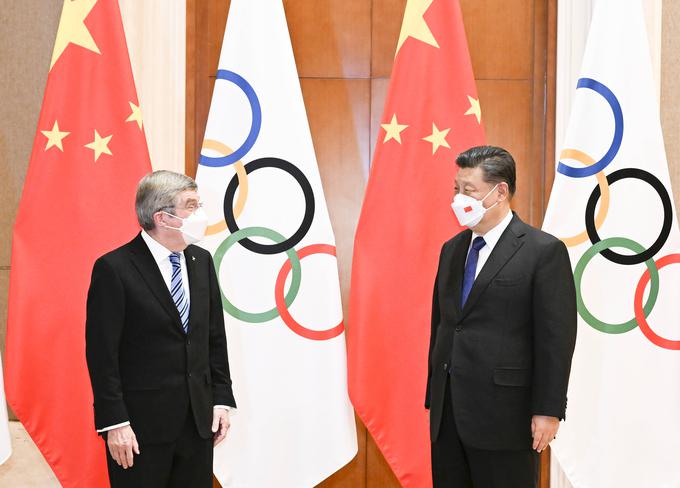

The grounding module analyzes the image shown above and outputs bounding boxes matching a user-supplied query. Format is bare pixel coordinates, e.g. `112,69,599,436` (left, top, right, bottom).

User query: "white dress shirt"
467,210,513,279
97,231,229,433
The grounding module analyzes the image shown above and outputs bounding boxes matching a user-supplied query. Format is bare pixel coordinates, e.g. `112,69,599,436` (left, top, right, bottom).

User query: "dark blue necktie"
461,236,486,308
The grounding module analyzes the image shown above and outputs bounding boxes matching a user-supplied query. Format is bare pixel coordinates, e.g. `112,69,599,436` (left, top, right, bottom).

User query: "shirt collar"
473,210,513,252
141,230,179,265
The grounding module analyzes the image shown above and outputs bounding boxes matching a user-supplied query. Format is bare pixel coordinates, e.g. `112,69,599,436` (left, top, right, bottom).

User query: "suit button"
186,339,191,346
455,326,462,332
443,363,449,371
187,372,192,378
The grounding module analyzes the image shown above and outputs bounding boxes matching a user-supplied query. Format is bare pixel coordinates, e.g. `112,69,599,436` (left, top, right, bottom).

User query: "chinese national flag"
347,0,484,486
5,1,151,486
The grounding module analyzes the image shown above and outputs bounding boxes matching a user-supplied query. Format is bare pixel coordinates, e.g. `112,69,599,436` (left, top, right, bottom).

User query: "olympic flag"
543,0,680,486
194,1,357,486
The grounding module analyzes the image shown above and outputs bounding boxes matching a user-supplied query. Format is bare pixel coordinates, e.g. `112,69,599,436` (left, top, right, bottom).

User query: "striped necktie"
168,252,189,334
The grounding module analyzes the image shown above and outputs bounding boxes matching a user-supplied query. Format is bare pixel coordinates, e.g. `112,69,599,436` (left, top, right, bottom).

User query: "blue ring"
557,78,623,178
199,70,262,167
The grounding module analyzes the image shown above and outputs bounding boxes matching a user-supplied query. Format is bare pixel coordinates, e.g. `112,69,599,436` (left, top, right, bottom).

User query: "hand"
531,415,559,453
107,425,140,469
212,408,231,446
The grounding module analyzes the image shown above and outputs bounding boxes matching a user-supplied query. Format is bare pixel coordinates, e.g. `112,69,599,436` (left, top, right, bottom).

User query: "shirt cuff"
213,405,234,411
97,421,130,433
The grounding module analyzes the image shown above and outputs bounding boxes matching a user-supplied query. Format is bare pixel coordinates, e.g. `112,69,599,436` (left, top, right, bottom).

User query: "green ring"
213,227,301,323
574,237,659,334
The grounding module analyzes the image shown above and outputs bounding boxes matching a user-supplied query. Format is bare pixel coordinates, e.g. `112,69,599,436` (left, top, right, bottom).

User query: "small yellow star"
464,96,482,124
40,121,70,151
84,130,113,162
125,101,143,130
423,123,451,154
50,0,101,70
396,0,439,56
381,114,409,144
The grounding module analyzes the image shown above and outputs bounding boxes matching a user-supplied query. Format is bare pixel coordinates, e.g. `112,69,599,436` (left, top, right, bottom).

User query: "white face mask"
450,184,499,228
162,208,209,245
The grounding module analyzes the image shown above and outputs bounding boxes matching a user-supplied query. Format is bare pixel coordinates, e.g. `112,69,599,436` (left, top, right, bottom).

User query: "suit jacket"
425,213,576,450
85,233,236,444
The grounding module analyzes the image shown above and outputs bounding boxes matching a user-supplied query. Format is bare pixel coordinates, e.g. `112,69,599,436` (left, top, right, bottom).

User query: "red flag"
347,0,484,486
5,1,151,485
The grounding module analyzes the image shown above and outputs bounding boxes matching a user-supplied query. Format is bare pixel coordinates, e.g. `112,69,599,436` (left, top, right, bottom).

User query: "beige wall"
0,2,63,420
661,0,680,216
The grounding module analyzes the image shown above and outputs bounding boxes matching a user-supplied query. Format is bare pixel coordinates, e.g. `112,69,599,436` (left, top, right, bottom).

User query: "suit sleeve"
85,257,129,431
531,239,577,419
208,254,236,408
425,245,444,410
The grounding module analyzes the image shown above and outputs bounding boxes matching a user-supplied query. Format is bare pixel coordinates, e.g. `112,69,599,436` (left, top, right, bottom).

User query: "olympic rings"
557,78,623,178
634,254,680,350
201,139,249,236
274,244,345,341
557,149,611,248
203,71,343,342
199,70,262,167
213,227,301,323
574,237,659,334
223,157,315,255
584,168,672,265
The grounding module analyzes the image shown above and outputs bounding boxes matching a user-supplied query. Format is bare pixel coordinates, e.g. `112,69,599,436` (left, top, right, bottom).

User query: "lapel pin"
192,256,196,261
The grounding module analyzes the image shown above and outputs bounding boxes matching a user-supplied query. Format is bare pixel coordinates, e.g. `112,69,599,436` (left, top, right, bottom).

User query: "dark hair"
455,145,516,196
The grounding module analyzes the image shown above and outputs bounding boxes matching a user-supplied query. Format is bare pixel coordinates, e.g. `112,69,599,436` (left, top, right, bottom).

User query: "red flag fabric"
347,0,485,486
5,1,151,485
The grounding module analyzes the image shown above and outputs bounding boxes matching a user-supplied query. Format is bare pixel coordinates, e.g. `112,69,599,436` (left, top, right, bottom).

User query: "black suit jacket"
85,233,236,444
426,213,576,450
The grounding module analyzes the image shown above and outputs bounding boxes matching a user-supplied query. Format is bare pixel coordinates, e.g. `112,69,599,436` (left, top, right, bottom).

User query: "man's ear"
152,210,166,228
497,182,510,201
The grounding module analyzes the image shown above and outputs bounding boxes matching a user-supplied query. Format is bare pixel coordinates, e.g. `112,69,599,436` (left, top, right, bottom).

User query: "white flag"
543,0,680,486
0,352,11,465
195,1,358,486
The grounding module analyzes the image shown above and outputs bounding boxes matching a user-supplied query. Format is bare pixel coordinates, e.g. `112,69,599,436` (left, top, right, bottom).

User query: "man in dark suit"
86,170,236,487
426,146,577,488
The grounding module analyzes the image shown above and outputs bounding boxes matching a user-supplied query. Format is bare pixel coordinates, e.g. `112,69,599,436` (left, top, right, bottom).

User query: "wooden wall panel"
285,0,371,78
461,0,534,80
372,0,406,78
187,1,556,487
301,79,370,317
477,80,533,219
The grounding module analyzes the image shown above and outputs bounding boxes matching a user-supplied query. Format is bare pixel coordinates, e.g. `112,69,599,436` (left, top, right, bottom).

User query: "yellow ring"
557,149,610,247
201,139,249,236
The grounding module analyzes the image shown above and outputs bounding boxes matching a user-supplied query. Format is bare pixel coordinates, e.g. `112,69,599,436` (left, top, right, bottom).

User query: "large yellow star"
50,0,101,70
381,114,409,144
464,95,482,124
396,0,439,56
423,123,451,154
125,101,143,130
40,120,70,151
84,130,113,162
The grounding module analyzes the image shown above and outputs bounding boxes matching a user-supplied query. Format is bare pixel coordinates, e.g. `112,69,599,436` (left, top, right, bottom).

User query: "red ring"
275,244,345,341
634,253,680,350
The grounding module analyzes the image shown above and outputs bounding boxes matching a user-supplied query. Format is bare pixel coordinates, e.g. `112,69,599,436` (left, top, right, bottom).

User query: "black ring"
223,157,315,255
585,168,672,265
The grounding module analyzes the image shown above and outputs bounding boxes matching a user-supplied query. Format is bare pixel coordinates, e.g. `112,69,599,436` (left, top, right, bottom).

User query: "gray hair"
135,171,197,231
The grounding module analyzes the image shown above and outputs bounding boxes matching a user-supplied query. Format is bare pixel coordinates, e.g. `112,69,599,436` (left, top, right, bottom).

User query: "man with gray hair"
86,170,236,487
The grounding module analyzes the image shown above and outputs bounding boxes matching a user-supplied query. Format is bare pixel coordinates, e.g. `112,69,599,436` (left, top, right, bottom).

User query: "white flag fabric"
543,0,680,486
0,352,11,465
195,1,357,486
